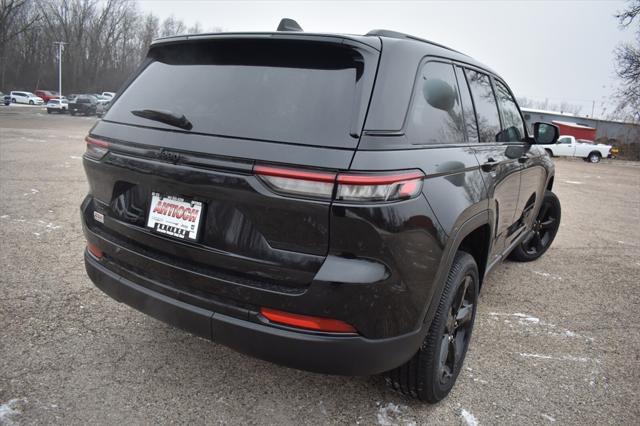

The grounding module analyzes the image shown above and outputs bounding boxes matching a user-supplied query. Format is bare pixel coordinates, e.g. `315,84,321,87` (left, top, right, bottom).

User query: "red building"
551,120,597,141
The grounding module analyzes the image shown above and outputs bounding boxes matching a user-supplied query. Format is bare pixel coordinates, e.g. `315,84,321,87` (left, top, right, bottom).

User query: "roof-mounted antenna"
277,18,303,32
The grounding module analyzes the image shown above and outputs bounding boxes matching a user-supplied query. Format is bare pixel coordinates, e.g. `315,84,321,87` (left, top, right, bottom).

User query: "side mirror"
533,122,559,145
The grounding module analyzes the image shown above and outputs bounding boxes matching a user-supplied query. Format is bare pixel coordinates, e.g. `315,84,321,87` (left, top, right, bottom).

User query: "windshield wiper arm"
131,109,193,130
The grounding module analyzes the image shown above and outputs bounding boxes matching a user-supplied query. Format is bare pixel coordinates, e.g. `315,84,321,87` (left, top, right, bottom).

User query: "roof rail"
365,29,465,55
277,18,303,32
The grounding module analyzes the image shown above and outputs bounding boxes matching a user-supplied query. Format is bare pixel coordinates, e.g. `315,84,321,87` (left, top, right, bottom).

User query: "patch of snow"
461,408,479,426
512,313,540,323
564,180,583,185
541,414,556,422
376,402,405,426
532,270,563,280
0,214,8,219
0,398,27,425
488,312,593,342
519,353,595,363
70,155,82,159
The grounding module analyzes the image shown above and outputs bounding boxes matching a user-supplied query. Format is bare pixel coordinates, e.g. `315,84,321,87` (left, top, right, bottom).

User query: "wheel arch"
420,211,492,331
546,175,554,191
457,224,491,288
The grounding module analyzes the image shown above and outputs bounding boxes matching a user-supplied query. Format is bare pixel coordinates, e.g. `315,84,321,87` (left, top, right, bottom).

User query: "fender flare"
418,210,492,336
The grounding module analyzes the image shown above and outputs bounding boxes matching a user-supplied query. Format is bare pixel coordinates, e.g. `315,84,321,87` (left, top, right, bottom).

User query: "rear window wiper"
131,109,193,131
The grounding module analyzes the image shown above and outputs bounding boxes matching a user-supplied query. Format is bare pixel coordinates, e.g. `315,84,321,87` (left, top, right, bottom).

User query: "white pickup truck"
540,135,612,163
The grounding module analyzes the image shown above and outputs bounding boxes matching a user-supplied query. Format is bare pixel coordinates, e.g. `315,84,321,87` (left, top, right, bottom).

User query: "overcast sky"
138,0,635,118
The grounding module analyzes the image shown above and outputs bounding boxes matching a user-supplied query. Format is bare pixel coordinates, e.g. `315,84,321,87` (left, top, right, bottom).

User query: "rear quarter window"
406,61,465,145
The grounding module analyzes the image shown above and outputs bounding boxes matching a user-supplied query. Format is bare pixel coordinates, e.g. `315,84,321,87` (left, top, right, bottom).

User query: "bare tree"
613,0,640,122
0,0,204,94
0,0,39,88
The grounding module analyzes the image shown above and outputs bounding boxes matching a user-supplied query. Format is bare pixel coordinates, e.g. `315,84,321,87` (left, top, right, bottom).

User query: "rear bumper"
85,251,425,375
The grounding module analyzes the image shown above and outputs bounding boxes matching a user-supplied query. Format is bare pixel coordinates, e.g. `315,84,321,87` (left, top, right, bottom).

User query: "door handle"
481,158,498,172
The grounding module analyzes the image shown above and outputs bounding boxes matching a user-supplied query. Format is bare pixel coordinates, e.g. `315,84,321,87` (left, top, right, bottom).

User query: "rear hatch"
84,35,379,291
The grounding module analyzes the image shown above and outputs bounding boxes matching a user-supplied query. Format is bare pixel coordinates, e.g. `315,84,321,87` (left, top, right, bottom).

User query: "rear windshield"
104,39,370,148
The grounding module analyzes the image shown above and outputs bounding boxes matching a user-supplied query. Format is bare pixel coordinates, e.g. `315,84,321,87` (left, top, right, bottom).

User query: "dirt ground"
1,106,639,425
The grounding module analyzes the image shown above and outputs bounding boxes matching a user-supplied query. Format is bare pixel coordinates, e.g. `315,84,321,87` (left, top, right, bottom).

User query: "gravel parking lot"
1,106,639,425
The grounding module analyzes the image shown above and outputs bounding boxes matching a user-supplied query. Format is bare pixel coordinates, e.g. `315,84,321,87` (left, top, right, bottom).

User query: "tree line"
0,0,215,94
613,0,640,123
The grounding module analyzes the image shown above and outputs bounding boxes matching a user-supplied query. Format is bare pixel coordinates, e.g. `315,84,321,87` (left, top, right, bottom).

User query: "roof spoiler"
277,18,303,32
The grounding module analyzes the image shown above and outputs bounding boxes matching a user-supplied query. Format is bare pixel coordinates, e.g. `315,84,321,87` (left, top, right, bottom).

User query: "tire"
70,110,76,116
11,98,16,103
385,251,479,403
509,190,561,262
587,152,601,163
544,149,553,157
29,100,34,105
47,109,52,114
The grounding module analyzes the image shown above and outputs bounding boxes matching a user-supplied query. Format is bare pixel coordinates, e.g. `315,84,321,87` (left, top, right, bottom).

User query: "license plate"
146,192,204,241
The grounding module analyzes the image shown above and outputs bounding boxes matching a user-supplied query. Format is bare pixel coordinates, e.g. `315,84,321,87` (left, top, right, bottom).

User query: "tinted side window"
465,69,501,143
495,80,526,142
454,66,479,143
406,61,464,144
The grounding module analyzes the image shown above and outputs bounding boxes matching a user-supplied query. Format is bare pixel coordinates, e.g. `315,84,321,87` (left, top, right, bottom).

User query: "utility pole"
591,100,595,118
53,42,67,99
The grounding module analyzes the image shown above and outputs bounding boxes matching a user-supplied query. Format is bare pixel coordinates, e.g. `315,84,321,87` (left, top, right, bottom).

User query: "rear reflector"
260,307,357,333
87,242,104,259
254,164,425,202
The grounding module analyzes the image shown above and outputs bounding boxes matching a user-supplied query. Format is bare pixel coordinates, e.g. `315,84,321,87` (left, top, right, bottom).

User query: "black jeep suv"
81,24,561,402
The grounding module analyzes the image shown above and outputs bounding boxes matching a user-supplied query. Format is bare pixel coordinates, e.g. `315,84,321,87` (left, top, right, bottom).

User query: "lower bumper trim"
85,251,424,375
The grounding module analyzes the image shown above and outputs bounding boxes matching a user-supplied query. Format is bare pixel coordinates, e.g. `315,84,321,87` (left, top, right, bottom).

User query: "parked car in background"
69,95,97,116
10,91,44,105
541,135,612,163
1,92,10,105
46,98,69,114
101,92,116,99
81,24,561,403
35,90,60,102
92,94,111,106
96,101,110,118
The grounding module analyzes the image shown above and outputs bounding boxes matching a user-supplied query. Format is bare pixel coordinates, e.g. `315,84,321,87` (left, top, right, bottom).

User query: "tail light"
85,136,110,160
260,307,357,333
254,165,424,202
336,171,424,202
253,165,335,199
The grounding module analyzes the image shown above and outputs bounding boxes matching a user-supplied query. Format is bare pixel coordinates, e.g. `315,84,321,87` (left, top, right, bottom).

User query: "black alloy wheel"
385,251,479,402
437,275,475,386
509,190,561,261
